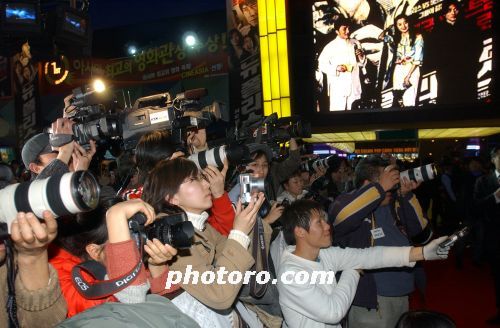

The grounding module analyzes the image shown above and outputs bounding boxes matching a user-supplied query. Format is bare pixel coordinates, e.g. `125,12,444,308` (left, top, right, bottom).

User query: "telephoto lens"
0,171,101,235
400,164,437,183
188,144,249,170
301,155,341,173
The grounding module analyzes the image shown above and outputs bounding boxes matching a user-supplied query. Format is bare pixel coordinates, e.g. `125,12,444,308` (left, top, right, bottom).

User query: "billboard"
226,0,263,127
311,0,493,113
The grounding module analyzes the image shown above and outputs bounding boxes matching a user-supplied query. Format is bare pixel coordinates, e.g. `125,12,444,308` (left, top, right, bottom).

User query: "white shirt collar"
495,170,500,179
185,211,210,231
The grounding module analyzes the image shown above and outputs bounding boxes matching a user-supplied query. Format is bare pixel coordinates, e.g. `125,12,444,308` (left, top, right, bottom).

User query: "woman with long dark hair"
385,14,424,107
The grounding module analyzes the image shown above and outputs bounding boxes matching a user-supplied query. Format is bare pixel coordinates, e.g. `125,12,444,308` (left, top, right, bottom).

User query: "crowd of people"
0,114,499,327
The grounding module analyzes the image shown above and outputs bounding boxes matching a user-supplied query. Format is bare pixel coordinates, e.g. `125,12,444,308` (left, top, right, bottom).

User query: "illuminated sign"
44,55,69,85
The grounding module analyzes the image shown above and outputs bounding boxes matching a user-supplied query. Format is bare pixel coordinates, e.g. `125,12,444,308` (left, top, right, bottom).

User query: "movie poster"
12,42,40,151
312,0,493,112
227,0,263,128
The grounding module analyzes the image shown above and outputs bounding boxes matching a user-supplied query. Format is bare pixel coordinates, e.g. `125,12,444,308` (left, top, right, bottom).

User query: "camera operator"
21,118,96,181
121,130,235,236
329,155,432,328
142,158,266,327
186,128,209,154
0,211,67,327
50,196,179,318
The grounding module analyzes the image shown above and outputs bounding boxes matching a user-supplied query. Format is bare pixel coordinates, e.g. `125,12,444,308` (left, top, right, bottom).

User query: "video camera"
229,113,311,151
61,83,224,154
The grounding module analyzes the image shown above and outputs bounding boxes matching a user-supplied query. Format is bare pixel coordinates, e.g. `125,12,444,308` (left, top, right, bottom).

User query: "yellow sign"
44,55,70,85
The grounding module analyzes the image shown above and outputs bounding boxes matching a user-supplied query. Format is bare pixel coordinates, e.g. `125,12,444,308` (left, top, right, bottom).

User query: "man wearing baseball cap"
21,132,62,180
21,119,79,180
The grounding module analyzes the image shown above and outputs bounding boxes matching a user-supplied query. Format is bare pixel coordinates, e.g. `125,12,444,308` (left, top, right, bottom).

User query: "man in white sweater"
276,200,451,328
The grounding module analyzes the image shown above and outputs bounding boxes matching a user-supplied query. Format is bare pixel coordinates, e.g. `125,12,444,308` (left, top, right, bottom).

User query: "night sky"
89,0,226,30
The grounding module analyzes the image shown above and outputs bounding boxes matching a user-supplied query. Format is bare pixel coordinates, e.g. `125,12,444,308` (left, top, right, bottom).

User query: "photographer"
329,156,432,328
142,158,266,326
22,118,96,181
1,211,67,327
186,127,209,154
228,139,301,221
50,196,179,318
122,130,235,236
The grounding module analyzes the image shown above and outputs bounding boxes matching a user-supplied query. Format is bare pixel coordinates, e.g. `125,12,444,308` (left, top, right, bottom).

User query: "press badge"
371,227,385,239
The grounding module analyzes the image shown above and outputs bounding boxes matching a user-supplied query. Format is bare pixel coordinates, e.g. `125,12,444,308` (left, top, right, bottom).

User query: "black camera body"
227,113,311,152
280,198,290,208
129,212,195,250
301,155,341,173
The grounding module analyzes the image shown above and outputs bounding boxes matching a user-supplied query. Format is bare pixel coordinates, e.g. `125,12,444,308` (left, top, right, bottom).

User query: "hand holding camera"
11,211,57,259
233,192,265,235
11,211,57,291
379,165,400,192
204,161,229,199
144,238,178,278
263,202,285,225
399,176,421,196
72,139,96,171
309,166,327,185
106,199,156,243
51,117,75,165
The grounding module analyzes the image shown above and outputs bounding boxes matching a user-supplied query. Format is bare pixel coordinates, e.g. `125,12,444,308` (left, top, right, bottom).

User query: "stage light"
127,45,137,56
92,79,105,93
184,32,197,47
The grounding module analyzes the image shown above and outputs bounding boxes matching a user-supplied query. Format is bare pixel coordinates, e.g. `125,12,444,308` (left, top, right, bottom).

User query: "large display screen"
63,11,87,37
312,0,493,113
5,3,37,23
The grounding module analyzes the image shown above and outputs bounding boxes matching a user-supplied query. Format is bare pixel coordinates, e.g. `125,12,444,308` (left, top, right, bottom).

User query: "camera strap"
249,217,269,298
5,239,20,328
71,236,144,300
